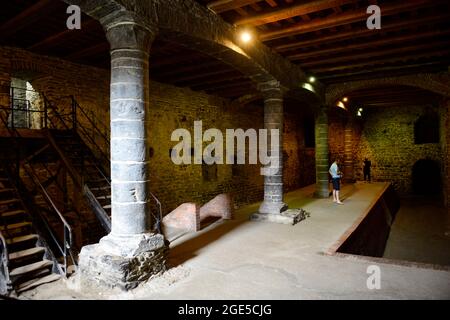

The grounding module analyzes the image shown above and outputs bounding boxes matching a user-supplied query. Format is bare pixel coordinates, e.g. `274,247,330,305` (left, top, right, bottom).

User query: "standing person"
363,158,371,182
329,158,343,204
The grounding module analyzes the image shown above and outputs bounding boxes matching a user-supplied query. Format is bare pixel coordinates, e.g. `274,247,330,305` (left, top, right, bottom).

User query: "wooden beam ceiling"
259,0,442,41
234,0,356,26
273,13,450,53
0,0,56,39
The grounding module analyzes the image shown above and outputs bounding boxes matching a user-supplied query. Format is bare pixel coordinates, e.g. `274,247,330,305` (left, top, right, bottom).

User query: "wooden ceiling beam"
235,0,356,26
207,0,263,13
316,62,448,83
301,41,450,68
312,58,449,75
260,0,445,41
273,13,450,52
27,19,98,51
0,0,56,39
288,29,450,61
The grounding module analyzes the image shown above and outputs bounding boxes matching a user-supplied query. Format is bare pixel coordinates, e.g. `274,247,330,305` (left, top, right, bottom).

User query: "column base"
314,188,331,198
75,233,167,291
250,208,308,225
258,201,288,215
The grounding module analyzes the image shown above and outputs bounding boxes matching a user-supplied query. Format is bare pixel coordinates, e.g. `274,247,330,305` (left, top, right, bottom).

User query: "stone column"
314,106,330,198
259,81,286,215
251,81,304,225
343,116,355,183
76,21,166,290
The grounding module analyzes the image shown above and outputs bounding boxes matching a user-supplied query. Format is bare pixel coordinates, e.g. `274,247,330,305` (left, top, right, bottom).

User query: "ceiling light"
308,76,316,83
240,31,252,43
343,97,348,102
336,101,346,110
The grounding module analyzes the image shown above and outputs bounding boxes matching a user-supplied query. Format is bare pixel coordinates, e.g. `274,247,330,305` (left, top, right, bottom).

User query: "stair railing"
0,108,76,277
24,164,76,275
70,96,164,234
10,93,164,236
0,231,12,293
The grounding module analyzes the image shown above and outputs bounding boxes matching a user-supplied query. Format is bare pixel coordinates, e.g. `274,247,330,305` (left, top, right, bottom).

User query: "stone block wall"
283,109,316,192
440,99,450,214
0,46,315,215
353,105,443,195
328,106,347,165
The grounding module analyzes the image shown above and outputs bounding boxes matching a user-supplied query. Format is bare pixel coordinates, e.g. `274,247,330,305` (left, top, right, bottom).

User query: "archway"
412,159,441,195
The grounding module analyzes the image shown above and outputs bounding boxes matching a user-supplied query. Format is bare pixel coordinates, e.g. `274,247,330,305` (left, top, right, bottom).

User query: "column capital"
257,80,286,100
105,21,158,52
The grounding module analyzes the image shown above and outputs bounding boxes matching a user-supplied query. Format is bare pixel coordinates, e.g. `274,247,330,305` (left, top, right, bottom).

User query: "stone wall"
353,104,443,195
328,106,347,165
440,99,450,215
283,108,316,192
0,46,315,214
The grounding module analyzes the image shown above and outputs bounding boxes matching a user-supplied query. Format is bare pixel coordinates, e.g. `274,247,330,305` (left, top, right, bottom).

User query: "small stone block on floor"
250,208,308,225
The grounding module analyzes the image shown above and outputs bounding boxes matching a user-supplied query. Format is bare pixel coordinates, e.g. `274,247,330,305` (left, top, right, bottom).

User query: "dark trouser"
332,178,340,191
364,171,371,182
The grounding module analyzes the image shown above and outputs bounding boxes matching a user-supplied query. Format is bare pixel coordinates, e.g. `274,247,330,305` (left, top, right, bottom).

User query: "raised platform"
20,182,450,299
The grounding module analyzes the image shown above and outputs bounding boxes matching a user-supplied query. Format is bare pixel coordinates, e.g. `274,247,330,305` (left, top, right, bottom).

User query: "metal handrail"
0,108,76,276
24,164,75,274
0,231,11,292
74,98,110,147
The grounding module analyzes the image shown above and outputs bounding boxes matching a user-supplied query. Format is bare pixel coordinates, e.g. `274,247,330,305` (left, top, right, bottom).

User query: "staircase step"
0,199,20,206
16,273,60,293
0,188,14,193
1,209,26,218
96,195,111,200
90,186,111,191
10,259,53,277
6,234,38,245
0,221,31,232
9,247,45,261
102,204,111,209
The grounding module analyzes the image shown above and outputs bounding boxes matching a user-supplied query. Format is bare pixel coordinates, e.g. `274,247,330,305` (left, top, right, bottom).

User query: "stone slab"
250,208,308,225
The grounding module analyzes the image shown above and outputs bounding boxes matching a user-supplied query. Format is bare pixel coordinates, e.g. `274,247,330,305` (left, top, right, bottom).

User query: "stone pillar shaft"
315,106,329,198
76,22,166,291
258,82,287,214
107,23,153,235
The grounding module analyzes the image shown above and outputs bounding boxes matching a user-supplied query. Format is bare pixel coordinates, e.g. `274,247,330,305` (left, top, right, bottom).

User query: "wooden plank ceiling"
1,0,449,102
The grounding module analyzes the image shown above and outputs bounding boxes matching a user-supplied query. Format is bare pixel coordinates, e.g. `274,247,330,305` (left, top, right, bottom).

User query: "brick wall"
353,105,443,195
0,46,315,215
327,106,347,165
283,107,316,192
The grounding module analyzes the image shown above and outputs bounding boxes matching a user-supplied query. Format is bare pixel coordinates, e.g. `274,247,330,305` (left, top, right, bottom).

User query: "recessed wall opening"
412,159,441,196
8,77,43,129
414,111,439,144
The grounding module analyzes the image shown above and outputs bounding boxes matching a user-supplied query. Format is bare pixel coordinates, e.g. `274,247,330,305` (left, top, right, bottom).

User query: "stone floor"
20,182,450,300
384,196,450,265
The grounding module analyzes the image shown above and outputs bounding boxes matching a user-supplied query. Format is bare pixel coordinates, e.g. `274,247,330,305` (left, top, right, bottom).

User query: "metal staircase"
0,165,62,294
0,87,164,295
0,105,77,296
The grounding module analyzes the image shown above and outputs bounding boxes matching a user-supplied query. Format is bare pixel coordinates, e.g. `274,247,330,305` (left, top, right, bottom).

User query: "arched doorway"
412,159,441,195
